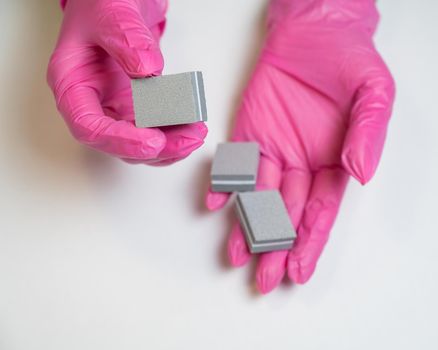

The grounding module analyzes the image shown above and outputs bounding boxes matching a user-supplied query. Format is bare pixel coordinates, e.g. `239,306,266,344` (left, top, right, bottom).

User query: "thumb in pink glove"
207,0,395,293
48,0,207,165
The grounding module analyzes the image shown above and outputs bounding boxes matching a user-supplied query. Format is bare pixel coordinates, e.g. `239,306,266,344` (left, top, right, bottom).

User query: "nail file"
211,142,259,192
132,71,207,128
236,191,296,253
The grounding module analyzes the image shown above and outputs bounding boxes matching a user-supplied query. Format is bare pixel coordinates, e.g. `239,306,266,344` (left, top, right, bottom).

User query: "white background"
1,1,437,349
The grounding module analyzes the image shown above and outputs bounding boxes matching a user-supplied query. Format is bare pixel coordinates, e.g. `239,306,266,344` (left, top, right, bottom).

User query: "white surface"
1,1,438,349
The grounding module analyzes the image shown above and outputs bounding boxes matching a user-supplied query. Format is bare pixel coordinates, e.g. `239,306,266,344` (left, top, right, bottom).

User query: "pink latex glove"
48,0,207,165
206,0,395,293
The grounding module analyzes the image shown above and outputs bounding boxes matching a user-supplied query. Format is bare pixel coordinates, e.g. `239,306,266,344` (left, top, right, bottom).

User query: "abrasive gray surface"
211,142,259,182
236,191,296,253
132,71,207,128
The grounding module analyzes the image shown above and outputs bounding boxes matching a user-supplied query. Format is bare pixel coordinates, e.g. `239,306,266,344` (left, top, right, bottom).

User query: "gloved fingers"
137,123,208,166
227,223,251,267
342,57,396,185
256,168,312,294
59,85,166,160
287,167,349,284
101,86,207,160
156,122,208,160
95,1,164,78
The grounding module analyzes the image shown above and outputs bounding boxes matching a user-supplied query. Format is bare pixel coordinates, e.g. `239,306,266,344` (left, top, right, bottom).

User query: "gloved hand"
206,0,395,293
48,0,207,165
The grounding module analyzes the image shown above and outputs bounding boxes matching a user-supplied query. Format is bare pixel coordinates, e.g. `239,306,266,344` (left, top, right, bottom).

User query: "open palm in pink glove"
48,0,207,165
207,0,395,293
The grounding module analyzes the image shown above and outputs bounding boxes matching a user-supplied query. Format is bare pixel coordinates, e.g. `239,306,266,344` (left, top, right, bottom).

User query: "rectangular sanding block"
211,142,259,192
236,191,296,253
132,71,207,128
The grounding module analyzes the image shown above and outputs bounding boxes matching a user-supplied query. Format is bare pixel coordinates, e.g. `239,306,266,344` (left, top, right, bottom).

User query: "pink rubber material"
206,0,395,293
49,0,206,164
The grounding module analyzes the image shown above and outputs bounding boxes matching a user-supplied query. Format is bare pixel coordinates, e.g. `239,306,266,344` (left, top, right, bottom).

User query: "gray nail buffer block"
132,71,207,128
211,142,259,192
236,191,296,254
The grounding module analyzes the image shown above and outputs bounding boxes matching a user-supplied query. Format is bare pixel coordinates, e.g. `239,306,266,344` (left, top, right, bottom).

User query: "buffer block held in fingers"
132,71,207,128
